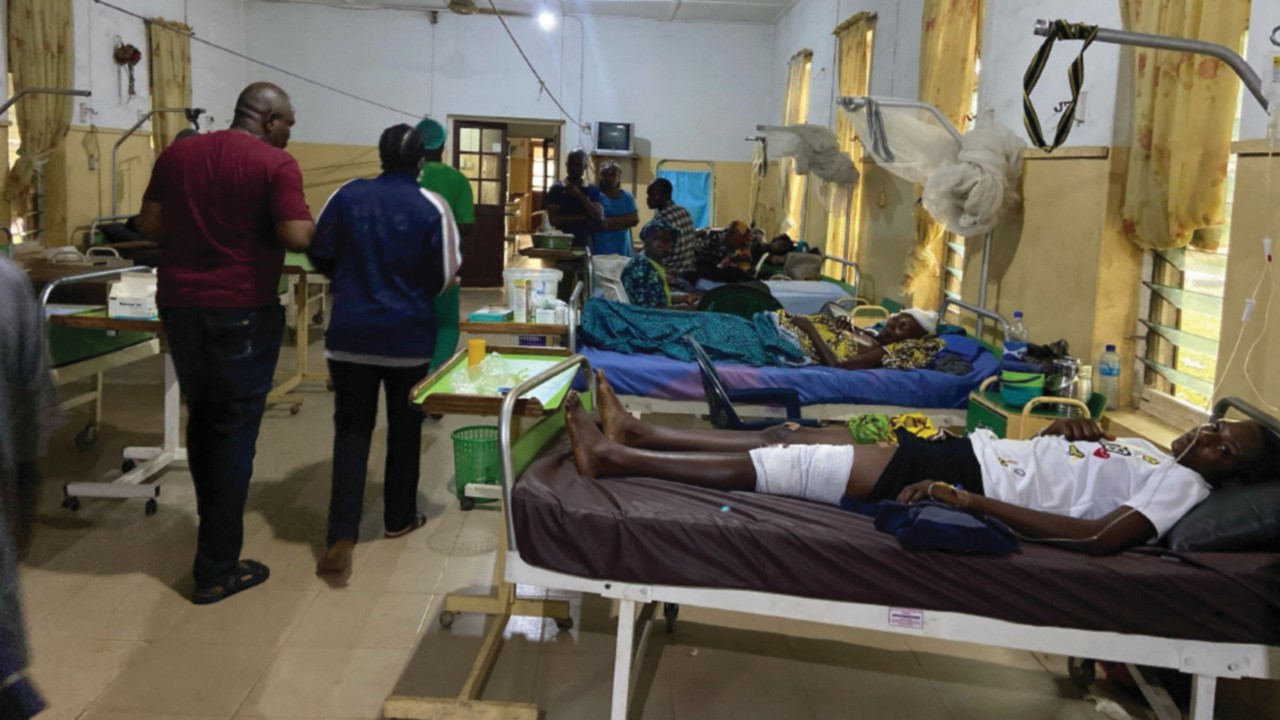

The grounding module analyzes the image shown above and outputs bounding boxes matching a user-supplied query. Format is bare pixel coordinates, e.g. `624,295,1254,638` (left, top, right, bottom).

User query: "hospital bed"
581,298,1005,426
387,357,1280,720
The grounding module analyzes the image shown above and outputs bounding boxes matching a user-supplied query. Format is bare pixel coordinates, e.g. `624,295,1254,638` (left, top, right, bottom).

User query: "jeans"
161,306,284,588
326,360,428,547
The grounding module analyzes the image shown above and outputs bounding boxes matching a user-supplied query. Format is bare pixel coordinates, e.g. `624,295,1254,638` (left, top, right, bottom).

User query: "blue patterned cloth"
581,298,809,367
620,255,671,308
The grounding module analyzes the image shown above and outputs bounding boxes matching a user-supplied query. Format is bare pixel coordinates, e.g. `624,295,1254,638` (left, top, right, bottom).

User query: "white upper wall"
243,1,773,161
1242,0,1280,140
72,0,249,131
771,0,923,132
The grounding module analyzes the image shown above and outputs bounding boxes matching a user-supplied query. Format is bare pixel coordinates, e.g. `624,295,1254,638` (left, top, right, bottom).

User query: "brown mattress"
513,441,1280,645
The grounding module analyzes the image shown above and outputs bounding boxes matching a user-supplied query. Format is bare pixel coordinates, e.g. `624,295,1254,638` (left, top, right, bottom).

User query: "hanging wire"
485,0,582,127
93,0,422,120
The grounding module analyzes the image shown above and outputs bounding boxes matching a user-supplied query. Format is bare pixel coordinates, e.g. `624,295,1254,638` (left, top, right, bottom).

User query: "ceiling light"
538,11,556,31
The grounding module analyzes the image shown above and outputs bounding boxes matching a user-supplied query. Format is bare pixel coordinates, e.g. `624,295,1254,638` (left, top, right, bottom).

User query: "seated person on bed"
621,219,699,309
563,370,1280,555
694,221,755,283
752,234,794,277
782,308,944,370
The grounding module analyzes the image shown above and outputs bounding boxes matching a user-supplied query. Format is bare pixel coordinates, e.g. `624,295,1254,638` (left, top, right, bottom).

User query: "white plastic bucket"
503,268,562,322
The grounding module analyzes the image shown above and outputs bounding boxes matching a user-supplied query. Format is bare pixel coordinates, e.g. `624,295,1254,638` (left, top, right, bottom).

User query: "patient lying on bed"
780,308,942,370
563,371,1280,555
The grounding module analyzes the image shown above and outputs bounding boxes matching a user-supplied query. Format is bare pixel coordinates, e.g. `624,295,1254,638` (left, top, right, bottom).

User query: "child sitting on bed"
561,371,1280,556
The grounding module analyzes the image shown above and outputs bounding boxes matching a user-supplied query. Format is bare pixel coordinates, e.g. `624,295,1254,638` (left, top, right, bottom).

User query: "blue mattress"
580,334,998,409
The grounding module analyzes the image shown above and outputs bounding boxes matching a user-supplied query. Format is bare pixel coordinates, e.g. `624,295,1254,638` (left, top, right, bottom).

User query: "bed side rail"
818,254,860,290
1211,397,1280,438
498,354,594,555
937,297,1010,343
37,266,151,311
568,280,584,350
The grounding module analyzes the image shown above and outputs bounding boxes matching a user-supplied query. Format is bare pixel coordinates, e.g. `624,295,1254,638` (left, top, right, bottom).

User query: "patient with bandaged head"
562,371,1280,555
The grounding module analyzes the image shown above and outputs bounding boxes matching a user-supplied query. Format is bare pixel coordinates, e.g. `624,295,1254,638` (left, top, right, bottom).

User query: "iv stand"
836,96,992,339
110,108,204,216
1033,19,1270,112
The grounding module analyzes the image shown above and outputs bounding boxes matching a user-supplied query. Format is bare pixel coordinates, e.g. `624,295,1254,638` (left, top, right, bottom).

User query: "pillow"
1164,483,1280,553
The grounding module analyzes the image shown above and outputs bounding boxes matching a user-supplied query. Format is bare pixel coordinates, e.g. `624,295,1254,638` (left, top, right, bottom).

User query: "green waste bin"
451,426,500,510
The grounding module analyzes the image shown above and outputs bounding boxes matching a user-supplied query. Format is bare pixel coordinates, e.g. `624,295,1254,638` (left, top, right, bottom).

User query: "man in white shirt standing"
557,371,1279,556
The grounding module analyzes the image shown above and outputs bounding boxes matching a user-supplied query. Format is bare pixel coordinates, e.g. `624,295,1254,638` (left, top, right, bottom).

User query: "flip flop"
385,512,428,539
191,559,270,605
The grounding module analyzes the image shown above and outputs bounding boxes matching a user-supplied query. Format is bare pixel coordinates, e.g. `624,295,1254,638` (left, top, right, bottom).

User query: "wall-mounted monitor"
594,121,634,155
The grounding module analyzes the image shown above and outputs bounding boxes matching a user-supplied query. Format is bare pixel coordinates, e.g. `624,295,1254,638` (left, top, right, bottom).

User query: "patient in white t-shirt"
559,370,1280,555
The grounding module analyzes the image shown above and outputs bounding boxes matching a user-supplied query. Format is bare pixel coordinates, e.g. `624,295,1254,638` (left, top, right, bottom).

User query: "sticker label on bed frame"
888,608,924,629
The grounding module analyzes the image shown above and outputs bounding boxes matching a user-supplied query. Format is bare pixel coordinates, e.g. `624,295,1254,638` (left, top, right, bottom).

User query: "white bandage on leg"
748,444,854,505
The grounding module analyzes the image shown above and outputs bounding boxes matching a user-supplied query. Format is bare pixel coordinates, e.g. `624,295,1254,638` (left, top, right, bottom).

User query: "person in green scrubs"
415,118,474,372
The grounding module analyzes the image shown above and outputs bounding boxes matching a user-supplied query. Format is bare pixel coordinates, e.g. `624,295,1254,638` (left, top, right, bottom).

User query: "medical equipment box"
107,273,158,320
468,305,515,323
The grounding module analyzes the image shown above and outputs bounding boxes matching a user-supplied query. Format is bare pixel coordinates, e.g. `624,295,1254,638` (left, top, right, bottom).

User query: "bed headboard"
936,298,1011,344
1211,396,1280,437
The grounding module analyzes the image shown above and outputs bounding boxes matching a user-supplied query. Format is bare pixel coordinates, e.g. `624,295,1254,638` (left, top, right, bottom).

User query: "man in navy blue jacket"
309,124,461,576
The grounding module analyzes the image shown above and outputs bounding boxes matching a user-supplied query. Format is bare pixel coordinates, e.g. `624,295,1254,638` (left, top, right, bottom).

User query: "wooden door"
454,121,508,287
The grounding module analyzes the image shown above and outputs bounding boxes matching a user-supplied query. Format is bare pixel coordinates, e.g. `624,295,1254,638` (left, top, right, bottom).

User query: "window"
942,57,981,310
781,50,812,238
532,139,556,194
1138,84,1241,412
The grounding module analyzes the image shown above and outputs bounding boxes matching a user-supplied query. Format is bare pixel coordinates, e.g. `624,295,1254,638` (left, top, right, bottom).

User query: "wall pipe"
1033,19,1269,112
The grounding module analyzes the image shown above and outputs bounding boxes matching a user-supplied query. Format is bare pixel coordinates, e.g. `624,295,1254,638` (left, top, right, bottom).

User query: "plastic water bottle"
1099,344,1121,411
1004,310,1028,361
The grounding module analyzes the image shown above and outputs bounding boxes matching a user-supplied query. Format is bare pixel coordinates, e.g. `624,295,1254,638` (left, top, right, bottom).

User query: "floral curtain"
1119,0,1249,251
148,17,194,152
825,12,876,279
5,0,74,234
906,0,981,306
781,50,813,239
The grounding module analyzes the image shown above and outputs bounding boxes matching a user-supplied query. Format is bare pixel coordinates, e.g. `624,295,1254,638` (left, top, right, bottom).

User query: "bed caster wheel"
459,497,475,511
62,496,80,512
121,459,137,473
663,603,679,634
289,404,301,415
75,424,97,449
145,499,158,516
312,312,325,327
439,611,456,628
1068,657,1096,690
555,617,574,632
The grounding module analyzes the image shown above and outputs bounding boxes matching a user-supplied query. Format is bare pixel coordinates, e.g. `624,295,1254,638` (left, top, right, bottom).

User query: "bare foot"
316,539,354,576
596,369,643,445
563,391,616,478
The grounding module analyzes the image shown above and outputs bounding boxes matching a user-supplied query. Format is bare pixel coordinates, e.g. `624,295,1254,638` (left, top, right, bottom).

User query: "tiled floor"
20,282,1278,719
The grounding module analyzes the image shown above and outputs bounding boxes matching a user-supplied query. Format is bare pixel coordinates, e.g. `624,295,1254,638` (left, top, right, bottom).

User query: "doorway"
449,116,562,287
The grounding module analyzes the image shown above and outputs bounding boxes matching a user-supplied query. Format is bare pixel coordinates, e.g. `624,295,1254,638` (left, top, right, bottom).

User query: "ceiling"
263,0,794,25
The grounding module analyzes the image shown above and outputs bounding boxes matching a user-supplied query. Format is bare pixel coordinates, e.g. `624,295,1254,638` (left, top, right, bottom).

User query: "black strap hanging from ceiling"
1023,20,1099,153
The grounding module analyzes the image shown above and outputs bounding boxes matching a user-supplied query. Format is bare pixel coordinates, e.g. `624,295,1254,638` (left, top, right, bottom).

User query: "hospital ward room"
8,0,1280,718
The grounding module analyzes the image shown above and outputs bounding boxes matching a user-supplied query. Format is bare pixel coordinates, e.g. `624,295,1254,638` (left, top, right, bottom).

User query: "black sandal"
191,559,271,605
385,512,428,539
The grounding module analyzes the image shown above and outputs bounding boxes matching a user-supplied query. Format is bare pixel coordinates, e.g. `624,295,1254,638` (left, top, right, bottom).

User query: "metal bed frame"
387,358,1279,720
611,297,1007,427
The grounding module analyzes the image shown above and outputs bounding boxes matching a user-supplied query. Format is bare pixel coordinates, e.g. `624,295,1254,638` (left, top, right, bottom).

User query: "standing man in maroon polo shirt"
137,82,314,604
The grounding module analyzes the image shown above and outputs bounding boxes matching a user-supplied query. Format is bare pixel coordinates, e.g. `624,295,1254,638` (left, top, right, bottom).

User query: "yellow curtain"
907,0,981,307
825,12,876,280
781,50,812,239
5,0,74,233
148,17,194,153
1119,0,1248,251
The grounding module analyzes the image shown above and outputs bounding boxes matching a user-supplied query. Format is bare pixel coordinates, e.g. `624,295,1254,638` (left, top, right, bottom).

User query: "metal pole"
110,108,196,216
0,88,91,117
1033,19,1269,111
976,231,992,340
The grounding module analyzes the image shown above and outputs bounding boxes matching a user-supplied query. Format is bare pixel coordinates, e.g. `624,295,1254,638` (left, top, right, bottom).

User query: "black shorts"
865,433,986,502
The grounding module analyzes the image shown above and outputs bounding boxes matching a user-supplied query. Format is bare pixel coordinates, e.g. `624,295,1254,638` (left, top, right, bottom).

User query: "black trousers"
326,359,428,546
162,306,284,588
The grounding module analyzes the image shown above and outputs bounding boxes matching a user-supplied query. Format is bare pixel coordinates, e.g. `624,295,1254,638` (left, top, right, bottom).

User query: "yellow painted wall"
855,163,917,307
1214,151,1280,411
58,126,156,247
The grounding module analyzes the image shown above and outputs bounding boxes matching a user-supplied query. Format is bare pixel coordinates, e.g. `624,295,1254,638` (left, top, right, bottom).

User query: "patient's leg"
565,392,758,492
595,369,852,452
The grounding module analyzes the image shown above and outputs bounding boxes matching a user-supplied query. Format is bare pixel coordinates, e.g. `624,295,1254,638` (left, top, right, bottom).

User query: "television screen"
596,122,633,154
